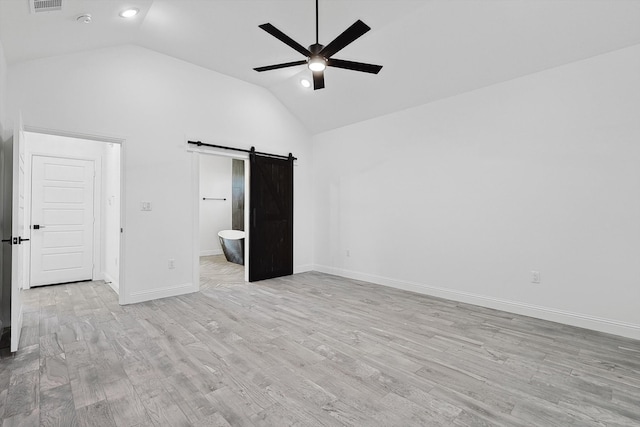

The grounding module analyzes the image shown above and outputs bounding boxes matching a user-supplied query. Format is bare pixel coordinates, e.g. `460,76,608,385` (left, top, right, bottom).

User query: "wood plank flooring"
1,255,639,426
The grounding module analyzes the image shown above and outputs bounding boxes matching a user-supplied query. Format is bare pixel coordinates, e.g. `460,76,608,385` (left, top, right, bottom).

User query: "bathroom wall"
199,155,232,256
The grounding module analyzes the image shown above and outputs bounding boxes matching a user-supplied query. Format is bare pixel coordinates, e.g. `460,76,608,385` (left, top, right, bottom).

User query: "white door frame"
189,145,250,287
23,126,127,304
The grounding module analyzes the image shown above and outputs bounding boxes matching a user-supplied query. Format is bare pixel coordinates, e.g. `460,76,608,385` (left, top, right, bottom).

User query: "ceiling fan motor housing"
309,43,324,55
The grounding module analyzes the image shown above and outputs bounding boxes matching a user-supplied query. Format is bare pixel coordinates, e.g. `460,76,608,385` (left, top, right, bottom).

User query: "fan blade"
254,60,307,72
319,20,371,59
327,58,382,74
259,23,311,57
312,70,325,90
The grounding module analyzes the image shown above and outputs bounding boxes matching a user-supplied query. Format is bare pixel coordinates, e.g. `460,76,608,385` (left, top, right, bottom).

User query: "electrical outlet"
168,259,175,269
531,270,540,283
141,201,152,211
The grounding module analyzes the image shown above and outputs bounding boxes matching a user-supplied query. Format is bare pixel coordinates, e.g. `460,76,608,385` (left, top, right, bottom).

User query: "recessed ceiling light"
300,79,311,88
119,8,139,18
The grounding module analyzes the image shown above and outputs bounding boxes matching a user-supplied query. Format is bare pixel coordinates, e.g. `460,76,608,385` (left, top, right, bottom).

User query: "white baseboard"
103,272,119,295
125,282,198,305
312,264,640,341
200,249,222,257
294,264,314,274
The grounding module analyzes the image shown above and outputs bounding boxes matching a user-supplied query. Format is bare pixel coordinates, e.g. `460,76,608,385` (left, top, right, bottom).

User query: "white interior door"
10,116,27,352
30,156,95,287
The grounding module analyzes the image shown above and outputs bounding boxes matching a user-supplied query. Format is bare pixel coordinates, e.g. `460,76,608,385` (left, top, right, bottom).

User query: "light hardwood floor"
1,255,639,426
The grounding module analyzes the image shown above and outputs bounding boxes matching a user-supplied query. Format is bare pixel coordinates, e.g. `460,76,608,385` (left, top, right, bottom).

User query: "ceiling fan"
253,0,383,90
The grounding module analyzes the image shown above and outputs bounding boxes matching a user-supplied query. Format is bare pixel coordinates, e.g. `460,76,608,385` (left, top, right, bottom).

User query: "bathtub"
218,230,245,265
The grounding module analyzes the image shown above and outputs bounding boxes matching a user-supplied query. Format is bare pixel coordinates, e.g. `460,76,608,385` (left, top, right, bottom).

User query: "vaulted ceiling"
1,0,640,134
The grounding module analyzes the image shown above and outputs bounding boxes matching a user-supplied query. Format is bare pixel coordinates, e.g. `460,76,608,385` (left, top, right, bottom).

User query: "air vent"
30,0,63,13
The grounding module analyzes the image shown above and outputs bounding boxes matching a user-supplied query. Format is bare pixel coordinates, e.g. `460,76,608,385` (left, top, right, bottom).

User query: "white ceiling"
1,0,640,134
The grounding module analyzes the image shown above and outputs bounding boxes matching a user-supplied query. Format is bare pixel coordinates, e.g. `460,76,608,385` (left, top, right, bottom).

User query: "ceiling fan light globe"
308,57,326,72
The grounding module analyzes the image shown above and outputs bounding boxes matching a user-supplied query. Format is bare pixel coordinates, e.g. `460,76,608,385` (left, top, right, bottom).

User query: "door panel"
249,153,294,282
44,163,85,181
44,187,85,203
44,209,85,225
43,230,84,247
30,156,95,287
41,252,83,270
9,115,26,352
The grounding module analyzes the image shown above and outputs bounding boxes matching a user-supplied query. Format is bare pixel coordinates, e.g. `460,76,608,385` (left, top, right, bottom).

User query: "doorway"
192,144,296,287
197,153,248,285
1,127,124,352
24,131,122,292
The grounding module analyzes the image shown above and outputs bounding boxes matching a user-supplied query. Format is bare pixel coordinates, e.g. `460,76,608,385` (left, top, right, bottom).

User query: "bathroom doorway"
192,142,295,287
196,153,248,286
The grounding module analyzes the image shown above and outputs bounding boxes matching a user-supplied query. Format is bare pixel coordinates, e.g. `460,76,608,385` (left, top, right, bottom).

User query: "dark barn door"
249,152,294,282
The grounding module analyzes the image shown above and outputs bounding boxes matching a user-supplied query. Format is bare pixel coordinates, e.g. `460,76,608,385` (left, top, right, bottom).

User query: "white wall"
0,39,7,141
312,44,640,339
0,37,13,327
199,155,232,256
103,143,121,290
8,45,313,304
